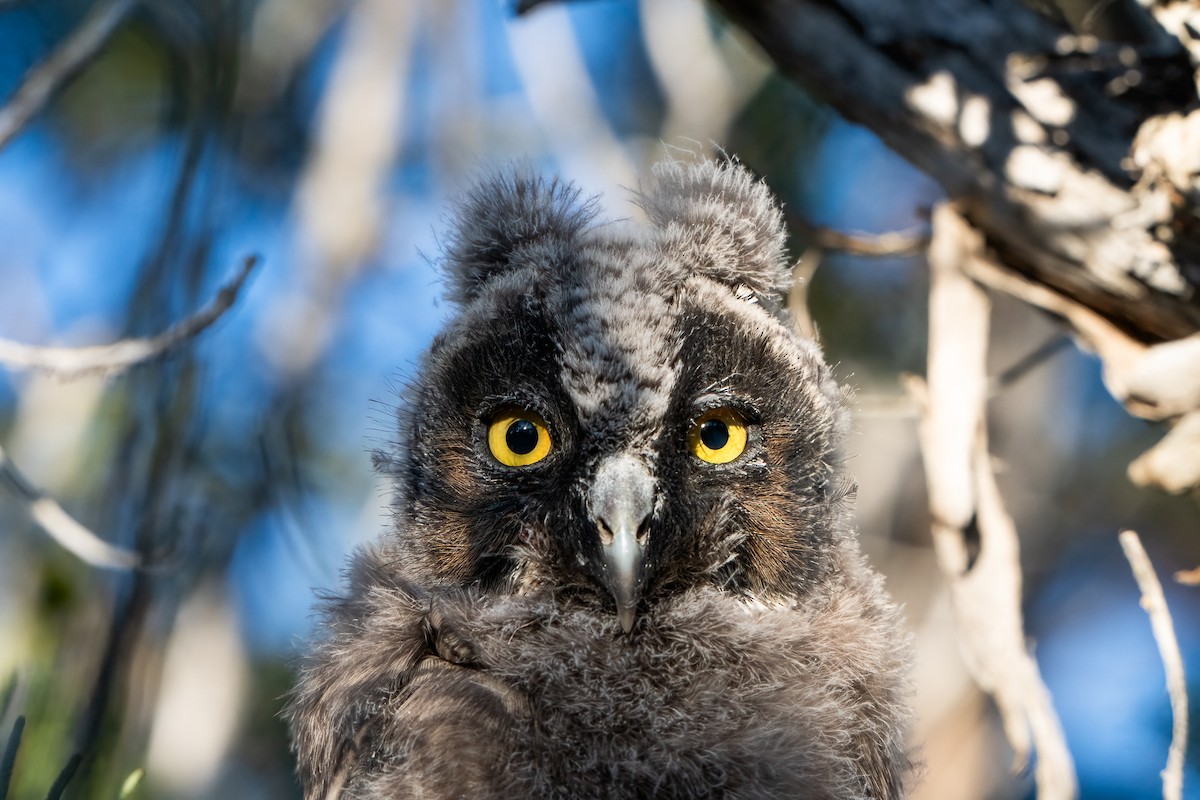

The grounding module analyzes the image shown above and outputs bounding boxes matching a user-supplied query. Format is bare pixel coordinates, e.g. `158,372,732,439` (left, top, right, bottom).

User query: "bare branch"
712,0,1200,341
972,431,1076,799
966,250,1200,492
961,254,1153,409
787,248,821,342
1123,334,1200,420
1128,410,1200,492
923,206,989,538
788,213,930,257
296,0,414,272
912,204,1077,799
504,3,639,197
641,0,763,148
991,335,1073,393
0,255,258,378
0,715,24,799
275,0,417,377
1119,530,1189,800
858,335,1069,425
0,0,139,151
1175,565,1200,585
45,753,82,800
0,442,139,570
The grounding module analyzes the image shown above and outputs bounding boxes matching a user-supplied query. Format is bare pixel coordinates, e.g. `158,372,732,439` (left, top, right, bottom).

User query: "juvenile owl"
287,158,912,799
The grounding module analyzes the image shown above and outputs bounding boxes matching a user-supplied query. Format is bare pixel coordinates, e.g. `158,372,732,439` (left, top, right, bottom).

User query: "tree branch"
0,442,139,570
1119,530,1189,800
788,213,930,257
910,204,1076,799
1175,565,1200,585
0,715,23,800
0,255,258,378
787,249,822,341
0,0,139,151
711,0,1200,342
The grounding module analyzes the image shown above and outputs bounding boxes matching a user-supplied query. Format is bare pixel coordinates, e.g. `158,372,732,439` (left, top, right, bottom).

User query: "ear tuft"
639,158,791,304
444,168,597,305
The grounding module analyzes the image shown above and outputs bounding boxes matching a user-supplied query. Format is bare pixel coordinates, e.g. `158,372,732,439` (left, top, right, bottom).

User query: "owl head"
382,158,852,632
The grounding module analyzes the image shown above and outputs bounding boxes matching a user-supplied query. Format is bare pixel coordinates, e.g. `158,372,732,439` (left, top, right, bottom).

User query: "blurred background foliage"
0,0,1196,798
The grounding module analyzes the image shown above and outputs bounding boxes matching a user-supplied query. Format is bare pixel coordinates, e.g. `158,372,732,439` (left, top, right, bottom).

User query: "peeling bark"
712,0,1200,342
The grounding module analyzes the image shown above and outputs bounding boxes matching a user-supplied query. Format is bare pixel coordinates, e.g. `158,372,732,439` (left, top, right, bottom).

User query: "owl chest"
477,622,823,799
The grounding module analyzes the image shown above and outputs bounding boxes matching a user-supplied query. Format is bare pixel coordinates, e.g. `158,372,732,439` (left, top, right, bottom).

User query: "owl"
286,158,912,799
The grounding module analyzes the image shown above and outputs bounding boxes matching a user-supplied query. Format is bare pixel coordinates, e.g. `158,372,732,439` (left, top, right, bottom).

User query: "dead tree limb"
0,443,139,570
609,0,1200,496
908,205,1077,798
0,256,258,379
711,0,1200,343
702,0,1200,492
787,213,931,257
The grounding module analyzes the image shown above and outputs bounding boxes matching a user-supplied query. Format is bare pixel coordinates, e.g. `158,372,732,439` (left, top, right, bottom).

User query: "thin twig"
0,715,24,800
1119,530,1189,800
0,676,14,725
44,753,81,800
0,255,258,378
959,255,1150,412
787,247,822,341
0,0,138,151
990,335,1073,393
0,443,140,570
788,212,930,257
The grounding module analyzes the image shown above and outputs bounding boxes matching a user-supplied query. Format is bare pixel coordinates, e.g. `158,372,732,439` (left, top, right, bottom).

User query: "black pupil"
700,419,730,450
506,419,539,455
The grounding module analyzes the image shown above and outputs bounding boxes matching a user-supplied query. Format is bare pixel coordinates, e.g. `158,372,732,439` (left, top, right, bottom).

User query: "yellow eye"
689,408,748,464
487,409,552,467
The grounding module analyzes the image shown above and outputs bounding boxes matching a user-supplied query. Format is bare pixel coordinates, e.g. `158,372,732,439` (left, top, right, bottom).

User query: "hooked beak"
590,455,654,634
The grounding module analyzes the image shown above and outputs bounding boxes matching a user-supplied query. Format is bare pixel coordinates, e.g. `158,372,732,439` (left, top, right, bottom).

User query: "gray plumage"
287,158,912,799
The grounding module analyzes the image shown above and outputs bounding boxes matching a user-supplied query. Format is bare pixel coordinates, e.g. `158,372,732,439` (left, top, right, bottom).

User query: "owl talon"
425,598,479,667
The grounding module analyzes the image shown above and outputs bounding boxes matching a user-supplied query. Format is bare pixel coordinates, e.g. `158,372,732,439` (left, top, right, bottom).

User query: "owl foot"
424,595,480,668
